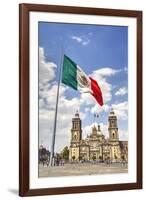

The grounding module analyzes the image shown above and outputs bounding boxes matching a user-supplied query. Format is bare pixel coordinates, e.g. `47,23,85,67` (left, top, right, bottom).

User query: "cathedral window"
74,122,79,129
74,134,77,140
74,123,76,129
111,120,114,127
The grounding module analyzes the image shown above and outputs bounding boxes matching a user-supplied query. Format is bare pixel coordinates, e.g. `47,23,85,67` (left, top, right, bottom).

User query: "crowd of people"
41,158,65,167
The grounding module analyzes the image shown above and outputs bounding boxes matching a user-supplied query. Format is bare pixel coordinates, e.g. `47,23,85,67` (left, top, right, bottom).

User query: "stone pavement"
39,163,128,177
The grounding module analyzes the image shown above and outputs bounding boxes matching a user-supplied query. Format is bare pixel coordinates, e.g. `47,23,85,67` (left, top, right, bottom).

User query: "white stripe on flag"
76,65,92,93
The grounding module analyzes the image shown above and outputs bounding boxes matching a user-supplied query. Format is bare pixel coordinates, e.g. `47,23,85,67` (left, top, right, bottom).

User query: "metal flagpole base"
49,156,55,166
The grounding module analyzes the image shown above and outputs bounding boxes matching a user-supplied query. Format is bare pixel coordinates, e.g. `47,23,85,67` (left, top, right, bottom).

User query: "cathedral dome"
75,111,79,118
109,108,115,116
97,124,102,134
92,125,97,132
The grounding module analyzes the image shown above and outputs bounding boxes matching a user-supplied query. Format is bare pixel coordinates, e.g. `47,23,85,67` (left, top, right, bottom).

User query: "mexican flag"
62,55,103,106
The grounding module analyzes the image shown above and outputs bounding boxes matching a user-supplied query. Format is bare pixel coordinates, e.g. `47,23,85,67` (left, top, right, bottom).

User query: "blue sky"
38,22,128,152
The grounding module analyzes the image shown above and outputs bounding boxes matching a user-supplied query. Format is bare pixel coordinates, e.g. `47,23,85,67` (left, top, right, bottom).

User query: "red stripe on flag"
89,77,103,106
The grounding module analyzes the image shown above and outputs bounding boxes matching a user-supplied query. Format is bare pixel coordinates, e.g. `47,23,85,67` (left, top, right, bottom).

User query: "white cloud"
71,36,82,43
39,82,84,152
71,35,90,46
83,122,128,141
82,40,90,46
115,87,127,96
91,104,110,114
39,47,86,151
112,101,128,120
39,88,85,152
100,123,109,138
119,130,128,141
92,67,121,77
39,47,57,84
80,93,96,106
90,68,120,103
82,123,96,138
97,77,112,103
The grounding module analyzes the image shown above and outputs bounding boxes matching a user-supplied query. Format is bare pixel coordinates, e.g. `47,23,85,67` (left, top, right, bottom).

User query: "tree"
92,155,96,161
114,155,118,163
39,147,49,162
121,155,125,160
72,155,76,161
99,156,103,162
62,146,69,161
121,155,125,163
107,156,110,164
79,155,83,161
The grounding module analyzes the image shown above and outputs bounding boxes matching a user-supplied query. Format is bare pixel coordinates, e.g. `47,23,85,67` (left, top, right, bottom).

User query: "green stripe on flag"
62,55,78,90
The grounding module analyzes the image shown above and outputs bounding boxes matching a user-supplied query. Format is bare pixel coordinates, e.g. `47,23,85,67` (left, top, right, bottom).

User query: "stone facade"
69,110,128,163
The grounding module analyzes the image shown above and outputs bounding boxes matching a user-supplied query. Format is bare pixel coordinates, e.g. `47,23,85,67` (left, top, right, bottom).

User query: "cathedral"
69,109,128,163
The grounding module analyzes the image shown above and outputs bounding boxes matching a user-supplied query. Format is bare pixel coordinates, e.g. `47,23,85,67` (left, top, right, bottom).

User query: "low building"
39,145,50,163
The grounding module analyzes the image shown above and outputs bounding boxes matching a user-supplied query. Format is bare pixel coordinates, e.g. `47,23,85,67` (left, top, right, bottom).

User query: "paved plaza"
39,163,128,177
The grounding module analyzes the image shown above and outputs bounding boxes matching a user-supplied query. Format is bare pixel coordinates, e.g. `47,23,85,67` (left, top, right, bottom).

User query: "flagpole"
49,47,64,166
94,113,96,126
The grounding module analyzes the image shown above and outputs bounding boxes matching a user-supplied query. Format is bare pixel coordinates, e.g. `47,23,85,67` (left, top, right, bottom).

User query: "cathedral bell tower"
69,111,82,161
71,111,82,142
108,109,119,141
